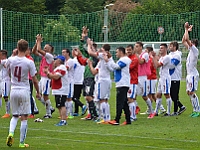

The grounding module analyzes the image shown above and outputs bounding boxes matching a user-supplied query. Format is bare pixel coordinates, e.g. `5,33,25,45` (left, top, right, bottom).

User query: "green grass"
0,81,200,150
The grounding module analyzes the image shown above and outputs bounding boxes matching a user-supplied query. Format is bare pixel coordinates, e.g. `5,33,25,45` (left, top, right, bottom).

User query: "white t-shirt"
52,64,69,95
107,56,131,87
65,58,75,83
186,45,199,76
73,57,85,85
6,56,37,90
169,50,182,80
39,53,54,64
158,55,172,78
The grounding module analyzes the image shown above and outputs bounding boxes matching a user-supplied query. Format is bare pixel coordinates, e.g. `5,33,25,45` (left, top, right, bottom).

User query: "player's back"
7,56,36,90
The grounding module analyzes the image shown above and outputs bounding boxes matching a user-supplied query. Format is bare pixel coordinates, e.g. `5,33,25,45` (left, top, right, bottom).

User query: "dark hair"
136,41,143,48
0,49,8,57
93,43,97,49
103,44,110,51
170,41,179,50
146,47,153,53
160,43,168,48
63,48,71,56
117,46,126,54
17,39,28,52
126,44,133,49
47,44,54,53
191,39,198,47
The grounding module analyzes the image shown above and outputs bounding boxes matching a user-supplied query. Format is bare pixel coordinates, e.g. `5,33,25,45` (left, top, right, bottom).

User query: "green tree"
60,0,106,14
0,0,47,14
45,0,65,14
43,15,80,42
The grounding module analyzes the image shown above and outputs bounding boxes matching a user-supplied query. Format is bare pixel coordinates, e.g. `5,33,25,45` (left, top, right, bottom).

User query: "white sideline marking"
13,136,183,150
1,126,197,144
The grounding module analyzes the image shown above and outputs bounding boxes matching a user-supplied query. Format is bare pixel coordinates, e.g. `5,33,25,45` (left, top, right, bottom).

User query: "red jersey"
129,54,138,84
147,56,157,80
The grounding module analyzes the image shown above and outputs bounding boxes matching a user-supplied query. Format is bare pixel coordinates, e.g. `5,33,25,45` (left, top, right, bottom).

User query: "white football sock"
20,120,28,144
6,100,10,114
106,102,111,121
45,99,51,115
39,97,46,106
146,98,153,114
190,94,200,112
100,102,107,121
9,117,19,134
0,98,2,107
129,102,136,119
32,96,38,112
69,101,73,116
155,98,162,114
166,98,172,114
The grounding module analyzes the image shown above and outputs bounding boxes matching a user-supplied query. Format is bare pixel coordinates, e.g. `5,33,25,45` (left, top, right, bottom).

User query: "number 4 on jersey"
14,66,22,82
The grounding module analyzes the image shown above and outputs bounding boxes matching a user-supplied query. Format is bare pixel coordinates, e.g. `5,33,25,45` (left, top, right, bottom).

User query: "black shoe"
163,113,170,117
171,112,178,116
178,106,186,115
51,108,55,114
43,115,52,119
34,111,39,115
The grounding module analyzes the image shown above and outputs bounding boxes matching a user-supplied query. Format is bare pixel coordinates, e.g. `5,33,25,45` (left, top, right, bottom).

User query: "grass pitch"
0,81,200,150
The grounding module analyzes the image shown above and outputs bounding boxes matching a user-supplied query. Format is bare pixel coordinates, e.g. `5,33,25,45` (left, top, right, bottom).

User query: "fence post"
0,8,3,50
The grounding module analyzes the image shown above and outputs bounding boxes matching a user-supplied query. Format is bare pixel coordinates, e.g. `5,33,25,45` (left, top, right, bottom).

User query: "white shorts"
10,89,30,115
147,79,157,94
157,77,171,94
186,75,199,92
2,80,11,97
137,76,148,96
39,77,51,95
67,82,74,98
97,79,111,100
127,84,137,99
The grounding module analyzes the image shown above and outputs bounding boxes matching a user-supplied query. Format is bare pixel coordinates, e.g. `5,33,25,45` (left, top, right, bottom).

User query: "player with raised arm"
87,40,113,124
182,22,200,117
152,44,173,117
134,42,154,118
32,34,55,118
6,39,40,148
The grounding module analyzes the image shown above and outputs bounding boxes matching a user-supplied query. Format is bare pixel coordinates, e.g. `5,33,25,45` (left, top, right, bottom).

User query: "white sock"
86,102,90,114
166,98,172,114
32,96,38,112
65,101,69,116
40,97,46,106
100,102,107,121
6,100,10,114
69,101,73,116
45,99,51,115
134,101,138,106
0,98,2,107
94,101,100,117
155,98,162,114
106,102,111,121
20,120,28,144
190,94,200,112
129,102,136,119
146,98,153,114
9,117,19,134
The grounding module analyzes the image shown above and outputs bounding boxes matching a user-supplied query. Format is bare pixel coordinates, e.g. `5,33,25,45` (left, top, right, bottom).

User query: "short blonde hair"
17,39,28,52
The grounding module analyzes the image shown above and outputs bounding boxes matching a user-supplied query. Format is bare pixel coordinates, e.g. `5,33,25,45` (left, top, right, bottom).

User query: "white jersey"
65,58,75,83
52,64,69,95
6,56,37,90
186,45,199,76
107,56,131,87
73,57,85,85
158,55,172,79
169,50,182,81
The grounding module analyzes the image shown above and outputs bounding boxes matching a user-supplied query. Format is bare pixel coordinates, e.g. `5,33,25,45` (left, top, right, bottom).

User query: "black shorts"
83,77,95,97
55,95,67,108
